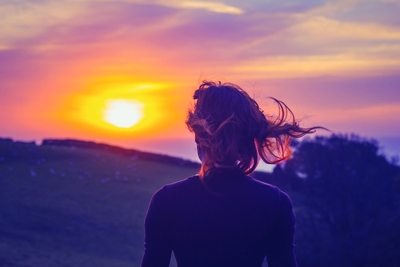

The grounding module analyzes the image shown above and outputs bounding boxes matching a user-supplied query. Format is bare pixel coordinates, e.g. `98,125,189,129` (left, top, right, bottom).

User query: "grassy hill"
0,138,199,267
2,138,331,267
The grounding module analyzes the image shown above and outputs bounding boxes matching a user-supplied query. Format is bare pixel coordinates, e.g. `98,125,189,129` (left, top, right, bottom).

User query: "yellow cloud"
232,9,400,79
290,16,400,43
307,0,362,16
177,1,244,14
232,54,400,78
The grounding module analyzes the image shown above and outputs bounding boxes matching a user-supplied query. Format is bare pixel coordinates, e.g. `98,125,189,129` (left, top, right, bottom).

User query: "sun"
103,99,144,128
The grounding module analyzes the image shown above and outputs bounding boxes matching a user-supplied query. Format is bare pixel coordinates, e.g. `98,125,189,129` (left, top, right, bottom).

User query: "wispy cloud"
0,0,89,49
287,16,400,49
172,1,244,14
231,54,400,78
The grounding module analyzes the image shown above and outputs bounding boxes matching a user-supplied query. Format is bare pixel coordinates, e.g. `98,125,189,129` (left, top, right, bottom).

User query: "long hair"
186,81,323,178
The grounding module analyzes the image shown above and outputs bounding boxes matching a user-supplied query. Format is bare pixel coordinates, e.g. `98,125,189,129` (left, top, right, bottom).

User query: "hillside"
2,136,399,266
0,138,305,267
0,138,201,267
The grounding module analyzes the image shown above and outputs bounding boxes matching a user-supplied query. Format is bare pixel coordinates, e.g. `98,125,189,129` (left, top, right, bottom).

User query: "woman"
142,81,321,267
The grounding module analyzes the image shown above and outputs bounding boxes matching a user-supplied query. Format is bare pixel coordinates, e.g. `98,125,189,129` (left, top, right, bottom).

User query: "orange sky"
1,0,400,171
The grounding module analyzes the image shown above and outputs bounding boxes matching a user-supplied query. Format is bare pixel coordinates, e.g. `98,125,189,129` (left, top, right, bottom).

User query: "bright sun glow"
103,99,144,128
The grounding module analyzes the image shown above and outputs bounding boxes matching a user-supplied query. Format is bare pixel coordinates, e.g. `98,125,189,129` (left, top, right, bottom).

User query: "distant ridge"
0,137,200,169
0,137,271,177
41,138,201,169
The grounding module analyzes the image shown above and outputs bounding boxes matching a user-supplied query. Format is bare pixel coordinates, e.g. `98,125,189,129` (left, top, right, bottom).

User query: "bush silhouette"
276,134,400,266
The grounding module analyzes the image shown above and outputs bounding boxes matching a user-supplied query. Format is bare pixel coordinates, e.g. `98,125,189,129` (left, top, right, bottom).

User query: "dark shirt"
141,173,297,267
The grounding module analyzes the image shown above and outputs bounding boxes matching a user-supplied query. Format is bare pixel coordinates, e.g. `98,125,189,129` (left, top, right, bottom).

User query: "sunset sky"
1,0,400,171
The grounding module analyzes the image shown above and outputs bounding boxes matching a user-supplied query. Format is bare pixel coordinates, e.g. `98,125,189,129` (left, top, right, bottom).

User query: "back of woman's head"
186,81,320,177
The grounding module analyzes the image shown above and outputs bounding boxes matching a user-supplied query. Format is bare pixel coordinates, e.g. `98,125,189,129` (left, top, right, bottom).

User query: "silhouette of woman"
141,81,320,267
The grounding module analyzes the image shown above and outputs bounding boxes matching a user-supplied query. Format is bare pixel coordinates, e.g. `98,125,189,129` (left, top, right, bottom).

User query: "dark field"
1,136,399,267
0,139,197,267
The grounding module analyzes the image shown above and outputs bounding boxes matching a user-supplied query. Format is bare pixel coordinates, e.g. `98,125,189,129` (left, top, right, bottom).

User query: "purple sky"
1,0,400,171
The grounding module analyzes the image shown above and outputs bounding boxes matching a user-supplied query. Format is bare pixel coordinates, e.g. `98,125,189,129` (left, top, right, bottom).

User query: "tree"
279,134,400,266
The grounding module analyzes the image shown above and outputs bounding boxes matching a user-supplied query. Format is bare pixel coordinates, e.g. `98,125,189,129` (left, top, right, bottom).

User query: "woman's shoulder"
245,176,283,194
163,175,201,190
153,175,202,197
152,175,292,206
245,176,293,205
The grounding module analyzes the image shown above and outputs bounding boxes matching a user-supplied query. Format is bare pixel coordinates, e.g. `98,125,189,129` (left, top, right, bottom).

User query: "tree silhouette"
278,134,400,266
